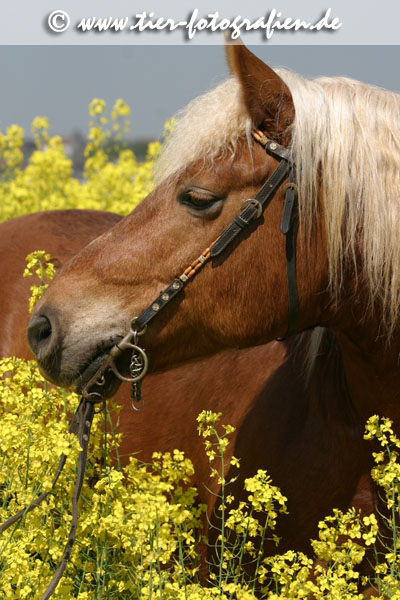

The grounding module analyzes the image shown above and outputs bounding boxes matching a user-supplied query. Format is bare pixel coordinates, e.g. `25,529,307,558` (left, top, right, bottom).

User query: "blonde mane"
156,69,400,333
155,78,251,181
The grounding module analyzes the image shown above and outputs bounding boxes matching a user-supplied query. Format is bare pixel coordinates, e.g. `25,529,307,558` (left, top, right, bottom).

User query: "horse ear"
225,39,294,141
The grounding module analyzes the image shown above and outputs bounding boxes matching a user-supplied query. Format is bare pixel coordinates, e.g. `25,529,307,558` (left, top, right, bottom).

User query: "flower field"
0,101,400,598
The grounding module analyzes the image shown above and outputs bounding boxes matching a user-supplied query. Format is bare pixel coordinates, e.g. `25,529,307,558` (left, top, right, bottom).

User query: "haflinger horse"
0,211,287,517
1,210,374,558
27,40,400,547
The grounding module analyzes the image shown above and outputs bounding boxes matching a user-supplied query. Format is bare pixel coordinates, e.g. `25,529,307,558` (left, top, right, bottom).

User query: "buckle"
241,198,263,219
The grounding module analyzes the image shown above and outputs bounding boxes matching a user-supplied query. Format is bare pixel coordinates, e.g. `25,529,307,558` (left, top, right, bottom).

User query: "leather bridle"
0,129,299,599
81,129,299,408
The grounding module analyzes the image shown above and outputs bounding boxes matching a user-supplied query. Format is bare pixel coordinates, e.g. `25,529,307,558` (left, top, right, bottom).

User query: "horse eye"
178,189,220,211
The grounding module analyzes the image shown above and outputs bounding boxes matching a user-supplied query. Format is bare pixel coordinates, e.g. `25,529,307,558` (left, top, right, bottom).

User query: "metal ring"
108,346,149,383
282,182,298,198
108,359,135,382
129,317,147,337
83,390,105,404
131,397,145,412
241,199,263,219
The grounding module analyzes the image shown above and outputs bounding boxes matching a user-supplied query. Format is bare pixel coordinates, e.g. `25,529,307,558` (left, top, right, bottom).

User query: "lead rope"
0,397,98,600
38,399,96,600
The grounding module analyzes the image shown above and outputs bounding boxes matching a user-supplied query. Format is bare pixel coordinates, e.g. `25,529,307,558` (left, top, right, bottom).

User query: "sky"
1,45,399,141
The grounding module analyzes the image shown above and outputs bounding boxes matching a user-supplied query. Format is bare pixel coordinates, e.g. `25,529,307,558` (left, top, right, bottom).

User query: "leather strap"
280,169,299,339
39,399,95,600
0,397,96,600
210,158,291,258
136,278,183,331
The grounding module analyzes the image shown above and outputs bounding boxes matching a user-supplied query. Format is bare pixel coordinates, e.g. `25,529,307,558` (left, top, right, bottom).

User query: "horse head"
28,41,399,414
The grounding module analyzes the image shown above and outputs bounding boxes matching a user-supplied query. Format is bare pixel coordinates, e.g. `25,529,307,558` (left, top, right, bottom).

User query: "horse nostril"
27,315,53,356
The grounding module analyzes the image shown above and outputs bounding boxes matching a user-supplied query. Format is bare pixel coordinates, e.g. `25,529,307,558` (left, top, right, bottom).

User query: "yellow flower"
3,102,400,599
23,251,56,312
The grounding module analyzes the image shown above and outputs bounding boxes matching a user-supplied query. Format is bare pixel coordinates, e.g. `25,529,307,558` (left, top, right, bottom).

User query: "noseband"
0,130,298,599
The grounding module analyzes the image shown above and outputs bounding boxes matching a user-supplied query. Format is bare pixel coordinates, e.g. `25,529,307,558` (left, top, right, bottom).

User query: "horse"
0,208,376,556
26,40,397,547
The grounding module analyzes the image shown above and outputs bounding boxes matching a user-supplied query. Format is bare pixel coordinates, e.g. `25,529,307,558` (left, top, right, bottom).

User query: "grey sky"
1,46,399,140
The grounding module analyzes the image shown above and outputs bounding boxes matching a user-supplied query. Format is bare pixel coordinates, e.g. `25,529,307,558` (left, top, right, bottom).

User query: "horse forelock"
156,67,400,334
154,78,251,182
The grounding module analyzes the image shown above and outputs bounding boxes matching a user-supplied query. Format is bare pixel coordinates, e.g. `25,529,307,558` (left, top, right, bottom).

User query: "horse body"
0,209,377,553
0,210,121,359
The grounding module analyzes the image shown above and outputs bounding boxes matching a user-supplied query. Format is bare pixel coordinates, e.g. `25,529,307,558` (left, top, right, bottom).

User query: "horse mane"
156,69,400,334
289,326,326,383
287,328,357,426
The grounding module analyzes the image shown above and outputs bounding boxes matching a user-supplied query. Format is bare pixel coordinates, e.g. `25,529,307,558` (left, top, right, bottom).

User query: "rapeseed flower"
1,107,400,597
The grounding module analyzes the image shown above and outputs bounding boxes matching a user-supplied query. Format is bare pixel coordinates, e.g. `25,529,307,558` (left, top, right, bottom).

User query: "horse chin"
73,351,124,399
